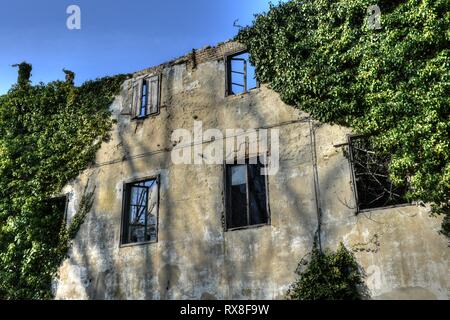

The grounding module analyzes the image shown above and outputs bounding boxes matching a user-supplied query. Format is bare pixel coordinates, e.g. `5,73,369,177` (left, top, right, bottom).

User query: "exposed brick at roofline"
134,40,246,77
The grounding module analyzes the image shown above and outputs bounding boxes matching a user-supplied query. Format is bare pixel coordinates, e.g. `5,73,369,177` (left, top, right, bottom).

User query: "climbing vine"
0,63,129,299
237,0,449,235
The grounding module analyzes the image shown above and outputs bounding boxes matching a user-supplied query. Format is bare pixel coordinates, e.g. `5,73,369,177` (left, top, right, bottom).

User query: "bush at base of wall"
287,243,366,300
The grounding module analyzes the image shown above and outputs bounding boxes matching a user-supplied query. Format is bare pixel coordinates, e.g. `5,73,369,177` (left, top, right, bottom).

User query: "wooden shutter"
148,75,160,115
131,79,143,118
120,81,132,115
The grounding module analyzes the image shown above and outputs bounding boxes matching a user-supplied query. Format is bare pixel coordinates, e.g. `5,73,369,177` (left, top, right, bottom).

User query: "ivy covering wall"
236,0,449,234
0,63,129,299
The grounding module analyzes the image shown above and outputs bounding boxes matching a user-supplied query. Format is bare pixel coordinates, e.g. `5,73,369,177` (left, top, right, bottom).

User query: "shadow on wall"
56,68,403,300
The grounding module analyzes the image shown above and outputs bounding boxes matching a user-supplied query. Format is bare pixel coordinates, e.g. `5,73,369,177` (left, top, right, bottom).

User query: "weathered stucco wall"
54,42,449,300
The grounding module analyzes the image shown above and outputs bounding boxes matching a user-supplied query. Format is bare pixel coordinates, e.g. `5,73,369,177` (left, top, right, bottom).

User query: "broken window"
348,135,408,211
131,75,160,119
121,177,159,245
225,159,269,230
226,51,257,96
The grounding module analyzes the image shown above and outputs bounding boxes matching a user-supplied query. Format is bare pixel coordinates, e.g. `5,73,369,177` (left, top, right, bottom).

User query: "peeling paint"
54,41,449,300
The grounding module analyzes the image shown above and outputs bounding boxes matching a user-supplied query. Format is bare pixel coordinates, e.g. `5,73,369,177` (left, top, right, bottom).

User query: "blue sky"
0,0,273,94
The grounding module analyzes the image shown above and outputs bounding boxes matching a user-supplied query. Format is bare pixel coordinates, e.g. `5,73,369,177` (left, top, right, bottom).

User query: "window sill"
119,240,157,248
130,112,160,121
357,202,412,214
226,87,261,98
225,223,270,232
130,116,148,122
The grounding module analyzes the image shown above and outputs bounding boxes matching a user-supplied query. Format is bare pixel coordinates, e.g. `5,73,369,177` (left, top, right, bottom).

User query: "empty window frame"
226,51,258,96
131,75,160,119
348,135,409,211
121,177,159,245
224,159,270,230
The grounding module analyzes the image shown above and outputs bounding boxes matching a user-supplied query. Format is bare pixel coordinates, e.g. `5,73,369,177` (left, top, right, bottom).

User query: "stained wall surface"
54,42,449,300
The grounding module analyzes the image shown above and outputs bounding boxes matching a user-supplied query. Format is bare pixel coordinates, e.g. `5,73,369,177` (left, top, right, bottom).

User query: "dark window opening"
44,195,68,213
42,196,68,246
225,159,269,230
226,52,257,96
121,177,159,245
349,136,409,211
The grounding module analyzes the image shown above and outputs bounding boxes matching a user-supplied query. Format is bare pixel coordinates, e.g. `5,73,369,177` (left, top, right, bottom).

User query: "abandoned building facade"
54,41,449,300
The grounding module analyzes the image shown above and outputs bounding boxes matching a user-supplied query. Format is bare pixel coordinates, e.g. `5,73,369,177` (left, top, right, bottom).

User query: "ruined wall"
54,42,449,300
